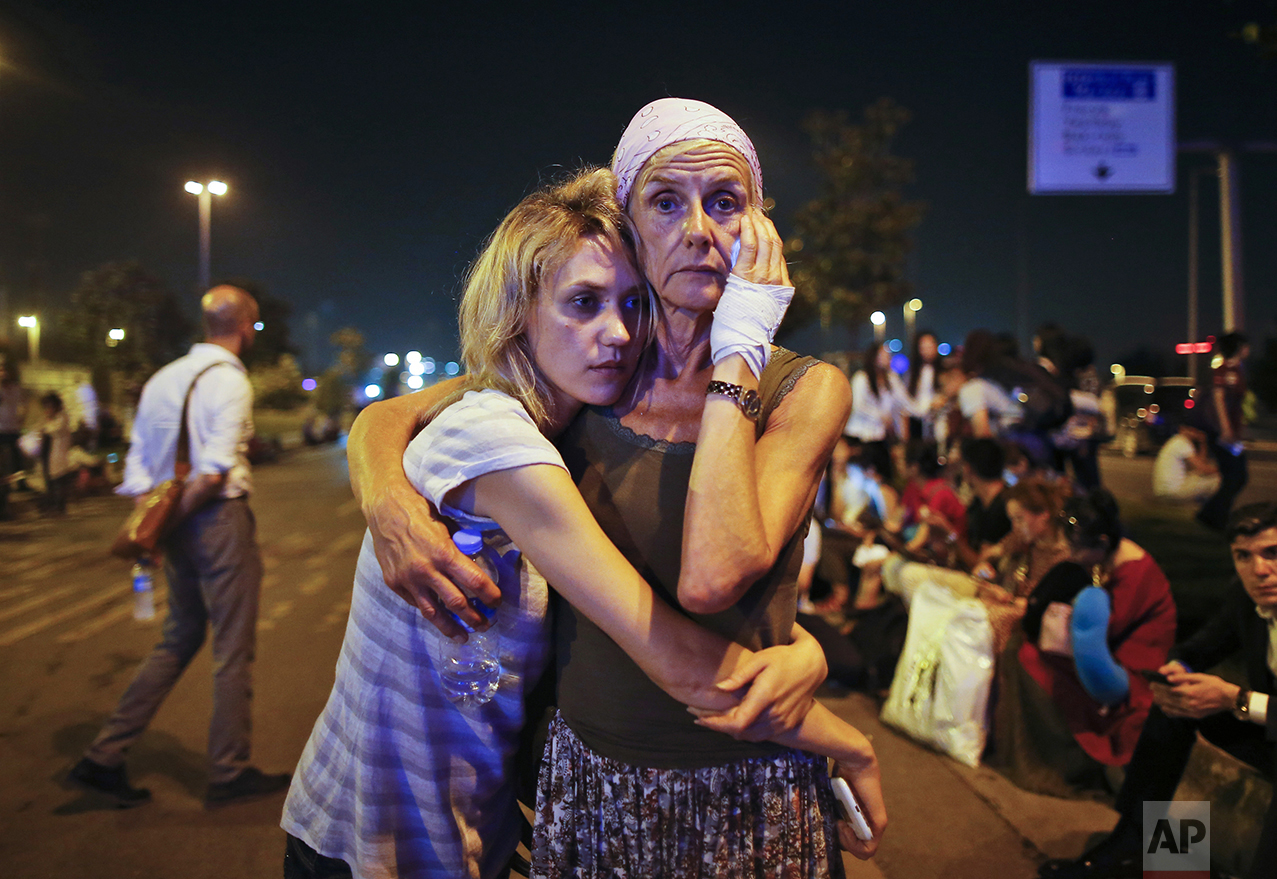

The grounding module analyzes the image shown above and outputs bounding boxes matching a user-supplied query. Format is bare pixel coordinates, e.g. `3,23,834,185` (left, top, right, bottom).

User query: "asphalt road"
1,443,364,879
2,444,1272,878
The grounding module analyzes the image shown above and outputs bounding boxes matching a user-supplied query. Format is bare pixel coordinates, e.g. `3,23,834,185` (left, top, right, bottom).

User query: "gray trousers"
87,497,262,784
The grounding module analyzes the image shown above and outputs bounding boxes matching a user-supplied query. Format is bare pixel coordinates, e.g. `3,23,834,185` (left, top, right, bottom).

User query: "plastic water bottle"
131,557,156,621
437,529,501,707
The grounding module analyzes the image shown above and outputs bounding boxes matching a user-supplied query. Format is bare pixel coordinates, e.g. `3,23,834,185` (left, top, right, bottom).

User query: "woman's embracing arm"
472,463,822,728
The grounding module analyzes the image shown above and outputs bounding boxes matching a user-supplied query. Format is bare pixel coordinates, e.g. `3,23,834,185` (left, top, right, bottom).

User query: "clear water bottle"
436,529,501,707
131,557,156,621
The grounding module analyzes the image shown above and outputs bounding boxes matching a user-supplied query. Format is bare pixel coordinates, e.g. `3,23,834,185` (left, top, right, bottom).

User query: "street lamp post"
903,298,923,352
17,315,39,362
870,310,886,344
184,180,228,291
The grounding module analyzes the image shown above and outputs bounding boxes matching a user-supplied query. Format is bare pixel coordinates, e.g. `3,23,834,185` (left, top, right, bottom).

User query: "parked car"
1102,375,1200,457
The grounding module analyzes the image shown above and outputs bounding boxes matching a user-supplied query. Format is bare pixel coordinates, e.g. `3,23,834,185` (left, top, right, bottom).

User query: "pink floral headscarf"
611,98,763,209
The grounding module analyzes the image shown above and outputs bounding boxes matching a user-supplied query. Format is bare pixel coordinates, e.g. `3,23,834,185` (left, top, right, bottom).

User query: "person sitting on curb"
1040,501,1277,879
1152,423,1220,505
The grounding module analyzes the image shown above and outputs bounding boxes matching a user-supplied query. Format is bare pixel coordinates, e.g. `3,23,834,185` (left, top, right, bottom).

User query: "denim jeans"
283,834,352,879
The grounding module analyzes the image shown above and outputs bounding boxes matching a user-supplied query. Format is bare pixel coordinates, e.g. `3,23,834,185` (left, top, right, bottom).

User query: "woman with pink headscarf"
347,99,882,878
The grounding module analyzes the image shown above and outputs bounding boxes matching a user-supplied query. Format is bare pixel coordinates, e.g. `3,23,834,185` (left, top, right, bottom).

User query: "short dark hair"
905,439,944,479
1226,502,1277,543
1218,332,1249,360
40,391,63,413
961,438,1004,482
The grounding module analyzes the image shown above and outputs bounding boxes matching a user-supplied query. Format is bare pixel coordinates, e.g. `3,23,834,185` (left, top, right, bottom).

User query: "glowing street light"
17,315,39,361
106,327,126,348
383,353,400,367
185,179,229,290
870,310,886,344
903,298,923,351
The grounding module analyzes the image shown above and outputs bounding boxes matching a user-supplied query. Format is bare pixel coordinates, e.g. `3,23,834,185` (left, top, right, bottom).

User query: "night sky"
1,0,1274,375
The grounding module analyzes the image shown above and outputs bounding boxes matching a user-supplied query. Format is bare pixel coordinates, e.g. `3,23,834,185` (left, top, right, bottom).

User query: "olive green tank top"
553,348,818,768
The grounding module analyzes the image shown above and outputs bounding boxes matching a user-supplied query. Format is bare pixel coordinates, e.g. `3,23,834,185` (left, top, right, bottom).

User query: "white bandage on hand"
711,274,795,378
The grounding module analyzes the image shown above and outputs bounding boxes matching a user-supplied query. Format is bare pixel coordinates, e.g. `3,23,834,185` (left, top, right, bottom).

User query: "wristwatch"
707,380,761,421
1234,687,1252,721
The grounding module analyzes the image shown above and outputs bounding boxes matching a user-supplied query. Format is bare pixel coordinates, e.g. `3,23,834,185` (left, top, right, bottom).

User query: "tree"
780,100,926,338
311,327,371,416
46,261,193,377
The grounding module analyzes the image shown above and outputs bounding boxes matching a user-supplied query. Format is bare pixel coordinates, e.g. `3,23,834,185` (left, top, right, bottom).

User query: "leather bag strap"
174,362,231,480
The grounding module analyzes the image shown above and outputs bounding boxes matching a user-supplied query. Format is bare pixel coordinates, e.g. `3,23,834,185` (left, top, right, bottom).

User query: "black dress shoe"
204,766,291,808
68,757,152,808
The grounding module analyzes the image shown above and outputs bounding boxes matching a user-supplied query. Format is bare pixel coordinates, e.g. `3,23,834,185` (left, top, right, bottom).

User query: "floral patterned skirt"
530,713,846,879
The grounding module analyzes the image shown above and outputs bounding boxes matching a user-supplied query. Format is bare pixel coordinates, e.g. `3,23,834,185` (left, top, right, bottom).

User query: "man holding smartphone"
1041,501,1277,879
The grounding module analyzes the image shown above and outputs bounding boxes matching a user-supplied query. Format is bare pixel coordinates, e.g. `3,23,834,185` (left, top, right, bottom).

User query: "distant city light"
890,353,910,374
207,180,228,196
364,384,382,399
1210,354,1225,370
907,298,923,312
423,359,437,375
17,315,36,328
1184,399,1195,409
184,181,204,195
445,361,460,376
406,351,422,364
253,321,264,331
1175,342,1212,354
383,353,400,367
870,311,886,326
406,375,424,390
937,342,952,356
887,339,902,353
1111,364,1126,378
408,361,425,376
302,378,317,391
108,328,126,341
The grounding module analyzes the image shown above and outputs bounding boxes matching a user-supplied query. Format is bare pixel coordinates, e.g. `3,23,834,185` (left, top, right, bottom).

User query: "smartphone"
1139,669,1171,685
831,776,873,842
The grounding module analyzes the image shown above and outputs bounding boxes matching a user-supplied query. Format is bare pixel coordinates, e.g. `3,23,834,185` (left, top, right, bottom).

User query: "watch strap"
707,380,761,421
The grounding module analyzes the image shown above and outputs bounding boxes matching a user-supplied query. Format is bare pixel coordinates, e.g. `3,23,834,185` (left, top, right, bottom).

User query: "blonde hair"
630,138,761,212
427,167,645,430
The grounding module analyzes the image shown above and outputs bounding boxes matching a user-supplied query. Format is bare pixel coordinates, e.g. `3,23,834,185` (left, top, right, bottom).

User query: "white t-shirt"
845,371,896,441
1153,433,1196,497
958,377,1023,435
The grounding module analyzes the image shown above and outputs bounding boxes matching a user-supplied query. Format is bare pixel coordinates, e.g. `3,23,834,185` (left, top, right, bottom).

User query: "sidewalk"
822,690,1118,879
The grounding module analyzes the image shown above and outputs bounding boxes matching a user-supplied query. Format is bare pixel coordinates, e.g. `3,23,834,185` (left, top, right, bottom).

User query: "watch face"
740,389,761,419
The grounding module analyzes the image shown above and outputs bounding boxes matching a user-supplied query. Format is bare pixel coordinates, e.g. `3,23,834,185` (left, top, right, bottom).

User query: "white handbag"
880,580,995,768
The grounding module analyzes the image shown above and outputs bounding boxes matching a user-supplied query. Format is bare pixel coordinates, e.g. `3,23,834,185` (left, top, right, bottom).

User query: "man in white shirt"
69,286,289,809
1152,424,1220,504
1040,501,1277,879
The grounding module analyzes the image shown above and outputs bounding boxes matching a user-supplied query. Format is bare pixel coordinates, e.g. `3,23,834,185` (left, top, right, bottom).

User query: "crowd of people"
47,94,1270,879
0,358,126,519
